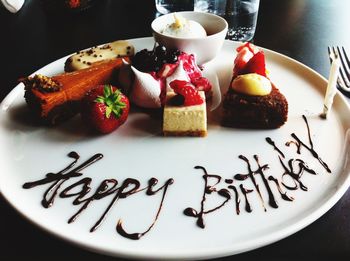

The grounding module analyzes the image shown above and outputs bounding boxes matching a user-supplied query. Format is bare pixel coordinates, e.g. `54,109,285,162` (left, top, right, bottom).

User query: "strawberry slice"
170,80,204,106
233,43,266,77
240,51,266,76
81,85,129,134
236,42,259,54
233,46,254,76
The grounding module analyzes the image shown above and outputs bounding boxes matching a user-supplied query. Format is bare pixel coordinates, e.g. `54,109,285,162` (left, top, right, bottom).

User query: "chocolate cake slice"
222,42,288,129
222,84,288,129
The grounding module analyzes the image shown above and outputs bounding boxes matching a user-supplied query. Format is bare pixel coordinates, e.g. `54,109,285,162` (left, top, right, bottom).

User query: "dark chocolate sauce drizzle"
183,116,331,229
116,178,174,240
90,178,141,233
235,155,278,210
184,166,231,228
228,184,240,215
225,179,233,184
265,137,285,158
279,157,316,191
22,116,332,235
23,152,174,240
268,176,294,201
286,115,331,173
239,184,253,213
23,152,103,208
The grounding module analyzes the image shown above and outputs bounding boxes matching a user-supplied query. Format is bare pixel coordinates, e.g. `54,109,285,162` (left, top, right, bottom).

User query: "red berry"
234,43,266,77
191,77,212,92
169,80,204,106
241,51,266,76
233,46,254,76
81,85,129,134
178,53,202,81
236,42,259,54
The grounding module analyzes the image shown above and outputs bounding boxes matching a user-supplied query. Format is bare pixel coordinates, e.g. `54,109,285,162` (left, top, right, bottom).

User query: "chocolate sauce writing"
22,152,174,240
184,115,331,228
22,115,331,237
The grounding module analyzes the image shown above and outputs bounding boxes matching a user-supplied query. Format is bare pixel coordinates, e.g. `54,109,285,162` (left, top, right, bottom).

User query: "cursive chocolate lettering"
23,152,103,208
287,115,331,173
23,152,174,240
184,166,231,228
22,116,332,235
116,178,174,240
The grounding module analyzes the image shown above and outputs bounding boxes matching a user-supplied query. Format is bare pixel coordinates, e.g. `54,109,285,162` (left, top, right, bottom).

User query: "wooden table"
1,0,349,259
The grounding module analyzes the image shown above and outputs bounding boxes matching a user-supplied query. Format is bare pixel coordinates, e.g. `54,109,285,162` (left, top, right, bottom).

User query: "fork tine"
327,46,333,63
328,46,350,97
342,46,350,67
338,67,348,89
332,46,338,58
340,46,350,83
336,46,350,86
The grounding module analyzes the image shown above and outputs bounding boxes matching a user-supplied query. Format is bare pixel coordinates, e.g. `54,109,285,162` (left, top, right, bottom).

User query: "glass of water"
194,0,260,41
155,0,194,14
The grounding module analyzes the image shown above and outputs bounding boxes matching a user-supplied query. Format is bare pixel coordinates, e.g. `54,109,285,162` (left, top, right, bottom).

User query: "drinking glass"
194,0,260,41
155,0,194,14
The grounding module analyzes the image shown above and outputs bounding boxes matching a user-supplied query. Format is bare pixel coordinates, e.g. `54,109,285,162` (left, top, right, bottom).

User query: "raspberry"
178,53,202,80
191,77,212,92
169,80,204,106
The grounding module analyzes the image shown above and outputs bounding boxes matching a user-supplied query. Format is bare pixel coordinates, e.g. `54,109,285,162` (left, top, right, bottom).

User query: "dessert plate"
0,37,350,260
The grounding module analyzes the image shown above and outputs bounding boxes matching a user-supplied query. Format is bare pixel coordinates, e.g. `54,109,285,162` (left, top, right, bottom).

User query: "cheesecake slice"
163,91,207,137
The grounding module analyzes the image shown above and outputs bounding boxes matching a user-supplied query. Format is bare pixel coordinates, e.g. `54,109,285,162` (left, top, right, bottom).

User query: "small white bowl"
151,11,228,65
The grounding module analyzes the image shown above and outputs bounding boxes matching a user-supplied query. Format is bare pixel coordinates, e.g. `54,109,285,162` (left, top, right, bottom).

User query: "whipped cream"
162,13,207,38
130,66,162,108
231,73,272,96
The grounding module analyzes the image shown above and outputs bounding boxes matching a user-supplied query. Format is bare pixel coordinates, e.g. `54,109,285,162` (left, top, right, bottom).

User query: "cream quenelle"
162,13,207,38
231,73,272,96
129,61,192,108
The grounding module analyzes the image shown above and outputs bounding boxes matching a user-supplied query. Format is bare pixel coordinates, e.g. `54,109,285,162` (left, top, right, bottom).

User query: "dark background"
1,0,350,260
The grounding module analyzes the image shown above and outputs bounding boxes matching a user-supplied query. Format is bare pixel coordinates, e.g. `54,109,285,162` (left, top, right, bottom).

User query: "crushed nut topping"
24,74,61,93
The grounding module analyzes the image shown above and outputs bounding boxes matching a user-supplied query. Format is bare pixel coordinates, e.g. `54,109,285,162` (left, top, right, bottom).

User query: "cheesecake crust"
163,130,207,137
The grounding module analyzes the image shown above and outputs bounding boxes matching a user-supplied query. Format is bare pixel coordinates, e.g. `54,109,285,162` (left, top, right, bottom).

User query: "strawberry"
236,42,259,54
233,42,267,77
170,80,204,106
233,46,254,75
240,51,267,77
81,84,129,134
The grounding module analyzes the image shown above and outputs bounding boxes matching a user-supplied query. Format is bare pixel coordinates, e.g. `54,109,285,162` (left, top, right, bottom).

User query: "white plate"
0,37,350,260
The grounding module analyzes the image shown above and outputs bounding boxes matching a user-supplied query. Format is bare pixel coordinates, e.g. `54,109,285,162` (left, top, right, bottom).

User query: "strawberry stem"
94,85,126,119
